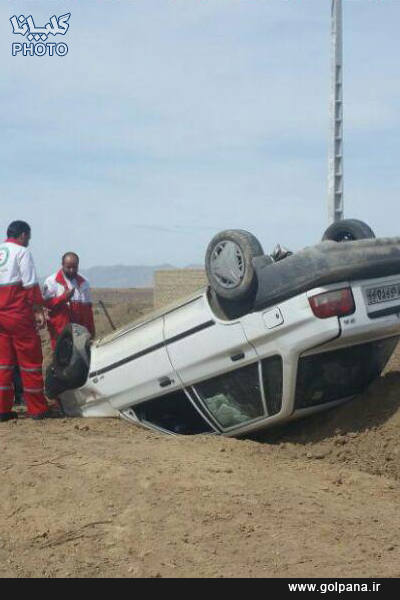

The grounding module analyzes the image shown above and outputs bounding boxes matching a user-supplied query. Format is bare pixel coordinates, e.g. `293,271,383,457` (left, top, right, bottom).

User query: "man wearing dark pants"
0,221,58,422
13,366,24,406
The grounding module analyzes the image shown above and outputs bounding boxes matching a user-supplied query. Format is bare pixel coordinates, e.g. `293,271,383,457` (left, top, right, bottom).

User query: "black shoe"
13,395,25,407
0,412,18,423
32,409,63,421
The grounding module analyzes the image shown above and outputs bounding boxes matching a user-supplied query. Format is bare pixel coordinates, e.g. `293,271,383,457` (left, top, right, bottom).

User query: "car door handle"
159,377,174,388
231,352,245,362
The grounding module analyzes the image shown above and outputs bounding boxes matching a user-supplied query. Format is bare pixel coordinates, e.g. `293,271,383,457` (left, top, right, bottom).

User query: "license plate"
366,283,400,306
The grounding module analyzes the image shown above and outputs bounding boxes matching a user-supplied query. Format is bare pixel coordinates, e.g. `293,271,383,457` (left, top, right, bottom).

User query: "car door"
164,294,259,390
88,316,182,411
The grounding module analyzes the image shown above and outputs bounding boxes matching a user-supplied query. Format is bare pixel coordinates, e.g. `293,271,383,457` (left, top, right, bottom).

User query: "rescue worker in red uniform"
0,221,54,422
43,252,95,350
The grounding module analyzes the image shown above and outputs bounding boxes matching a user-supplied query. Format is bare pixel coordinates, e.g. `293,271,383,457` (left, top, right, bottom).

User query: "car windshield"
194,363,264,429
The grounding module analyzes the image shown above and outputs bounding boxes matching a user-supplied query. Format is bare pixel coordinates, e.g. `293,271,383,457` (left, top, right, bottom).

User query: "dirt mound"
254,359,400,481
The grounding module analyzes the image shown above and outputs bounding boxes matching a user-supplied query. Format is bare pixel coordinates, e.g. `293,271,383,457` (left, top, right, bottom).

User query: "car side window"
194,363,264,429
133,390,214,435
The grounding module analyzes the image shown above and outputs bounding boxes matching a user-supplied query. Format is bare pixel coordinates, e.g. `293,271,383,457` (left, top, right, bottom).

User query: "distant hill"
79,264,203,289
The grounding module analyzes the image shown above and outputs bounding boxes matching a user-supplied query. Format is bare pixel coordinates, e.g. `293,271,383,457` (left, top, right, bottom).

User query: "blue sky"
0,0,399,275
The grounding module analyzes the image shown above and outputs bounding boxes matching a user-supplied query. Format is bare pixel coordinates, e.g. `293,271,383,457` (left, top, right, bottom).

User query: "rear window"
295,336,399,410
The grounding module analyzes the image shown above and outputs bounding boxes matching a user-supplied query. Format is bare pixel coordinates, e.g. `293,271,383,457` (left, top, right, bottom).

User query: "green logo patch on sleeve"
0,246,10,268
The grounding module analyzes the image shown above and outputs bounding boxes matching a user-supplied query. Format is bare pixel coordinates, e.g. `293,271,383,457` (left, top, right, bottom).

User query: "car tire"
45,365,68,400
322,219,376,242
205,229,264,301
53,324,91,389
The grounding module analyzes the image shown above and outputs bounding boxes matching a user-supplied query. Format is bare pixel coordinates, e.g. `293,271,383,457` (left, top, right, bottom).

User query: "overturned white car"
46,219,400,437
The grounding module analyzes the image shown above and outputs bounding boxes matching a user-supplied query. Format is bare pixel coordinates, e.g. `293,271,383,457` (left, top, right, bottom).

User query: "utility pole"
328,0,344,223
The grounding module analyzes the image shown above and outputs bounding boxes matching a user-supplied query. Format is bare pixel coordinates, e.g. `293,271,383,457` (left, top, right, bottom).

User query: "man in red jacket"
0,221,54,422
43,252,95,350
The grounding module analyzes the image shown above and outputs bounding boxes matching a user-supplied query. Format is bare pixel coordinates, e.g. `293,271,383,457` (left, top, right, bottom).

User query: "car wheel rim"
210,241,245,288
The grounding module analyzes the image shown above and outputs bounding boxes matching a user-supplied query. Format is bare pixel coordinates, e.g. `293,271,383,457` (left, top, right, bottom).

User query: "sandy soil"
1,299,400,578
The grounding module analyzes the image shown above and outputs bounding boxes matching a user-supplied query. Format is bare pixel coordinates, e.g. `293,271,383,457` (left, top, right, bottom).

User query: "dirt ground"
1,295,400,578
